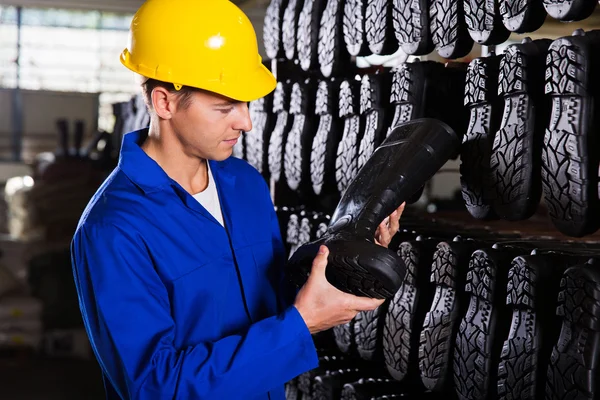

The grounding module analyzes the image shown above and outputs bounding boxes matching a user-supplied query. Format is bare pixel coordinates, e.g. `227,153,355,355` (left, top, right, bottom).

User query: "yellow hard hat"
120,0,276,102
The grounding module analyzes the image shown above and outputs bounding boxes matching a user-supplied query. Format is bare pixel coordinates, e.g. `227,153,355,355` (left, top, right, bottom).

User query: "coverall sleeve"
71,221,319,400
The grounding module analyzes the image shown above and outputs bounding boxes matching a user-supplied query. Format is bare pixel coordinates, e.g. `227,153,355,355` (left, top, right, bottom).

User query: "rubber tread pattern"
419,240,476,392
430,0,474,59
460,56,503,220
491,39,550,221
343,0,369,56
542,34,600,237
392,0,433,55
499,0,547,33
546,261,600,400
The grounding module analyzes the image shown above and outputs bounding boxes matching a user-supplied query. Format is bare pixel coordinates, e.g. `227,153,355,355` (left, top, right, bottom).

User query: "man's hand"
294,246,384,334
374,202,406,248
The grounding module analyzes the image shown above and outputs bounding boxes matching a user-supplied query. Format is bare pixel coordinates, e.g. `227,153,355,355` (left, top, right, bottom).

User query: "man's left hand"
374,203,406,248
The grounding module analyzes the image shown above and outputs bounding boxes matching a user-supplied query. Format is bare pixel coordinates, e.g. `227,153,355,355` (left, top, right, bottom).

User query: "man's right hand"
293,245,385,334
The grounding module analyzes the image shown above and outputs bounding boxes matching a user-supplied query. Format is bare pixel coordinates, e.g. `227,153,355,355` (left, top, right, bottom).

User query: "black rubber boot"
318,0,351,77
498,251,584,400
490,37,552,221
543,0,597,21
310,79,344,211
453,244,528,400
246,92,275,179
460,54,504,220
297,0,328,72
264,0,289,60
393,0,435,55
499,0,547,33
287,118,461,299
419,237,482,392
365,0,399,55
542,29,600,237
343,0,370,56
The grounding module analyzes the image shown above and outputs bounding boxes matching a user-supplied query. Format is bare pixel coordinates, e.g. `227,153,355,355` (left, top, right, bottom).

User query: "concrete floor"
0,354,105,400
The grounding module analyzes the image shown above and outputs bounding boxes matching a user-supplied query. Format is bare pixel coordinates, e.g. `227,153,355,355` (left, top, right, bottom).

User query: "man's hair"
141,78,200,111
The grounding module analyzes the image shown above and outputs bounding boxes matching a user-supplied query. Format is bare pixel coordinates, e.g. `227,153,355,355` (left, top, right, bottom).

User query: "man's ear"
152,86,176,119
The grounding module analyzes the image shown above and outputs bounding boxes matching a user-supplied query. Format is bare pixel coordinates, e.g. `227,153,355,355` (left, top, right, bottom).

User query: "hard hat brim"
222,62,277,103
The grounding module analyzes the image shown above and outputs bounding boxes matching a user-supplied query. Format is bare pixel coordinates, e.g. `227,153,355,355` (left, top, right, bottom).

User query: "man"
71,0,404,399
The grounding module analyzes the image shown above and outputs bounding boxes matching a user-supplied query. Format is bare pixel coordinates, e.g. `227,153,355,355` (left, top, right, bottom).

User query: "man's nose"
235,102,252,133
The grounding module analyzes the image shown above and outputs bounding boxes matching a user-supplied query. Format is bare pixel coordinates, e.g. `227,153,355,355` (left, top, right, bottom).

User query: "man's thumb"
310,245,329,275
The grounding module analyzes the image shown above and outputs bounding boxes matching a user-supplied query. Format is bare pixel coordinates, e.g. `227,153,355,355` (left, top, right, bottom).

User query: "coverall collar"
118,128,233,195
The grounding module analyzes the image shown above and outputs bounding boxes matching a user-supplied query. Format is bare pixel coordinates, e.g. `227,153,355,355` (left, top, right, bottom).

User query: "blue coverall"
71,129,319,399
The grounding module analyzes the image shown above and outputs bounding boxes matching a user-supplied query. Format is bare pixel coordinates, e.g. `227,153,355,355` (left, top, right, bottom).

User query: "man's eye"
218,108,233,114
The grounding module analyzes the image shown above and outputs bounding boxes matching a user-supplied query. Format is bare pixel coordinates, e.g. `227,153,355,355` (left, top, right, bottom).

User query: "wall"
0,88,99,162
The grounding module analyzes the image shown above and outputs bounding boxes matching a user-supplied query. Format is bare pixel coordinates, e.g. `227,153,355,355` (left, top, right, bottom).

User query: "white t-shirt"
192,163,224,226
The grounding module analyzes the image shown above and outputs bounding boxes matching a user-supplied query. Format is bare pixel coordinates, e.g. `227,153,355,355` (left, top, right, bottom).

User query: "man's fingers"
379,220,391,245
389,209,400,236
310,245,329,276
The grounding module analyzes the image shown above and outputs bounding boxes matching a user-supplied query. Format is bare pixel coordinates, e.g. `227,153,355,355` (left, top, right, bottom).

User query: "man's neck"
141,126,209,195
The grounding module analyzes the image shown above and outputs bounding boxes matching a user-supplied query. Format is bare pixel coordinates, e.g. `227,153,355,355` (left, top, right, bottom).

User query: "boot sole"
357,74,390,172
311,80,342,198
334,321,355,354
392,0,434,55
354,303,386,361
268,83,292,183
263,0,286,60
246,96,274,177
543,0,597,21
419,240,476,391
335,80,363,194
461,55,503,220
545,261,600,399
491,39,550,220
383,240,436,382
318,0,348,78
365,0,397,55
499,0,547,33
498,255,561,399
343,0,370,56
542,34,600,237
453,249,512,400
464,0,510,45
430,0,474,59
282,0,302,60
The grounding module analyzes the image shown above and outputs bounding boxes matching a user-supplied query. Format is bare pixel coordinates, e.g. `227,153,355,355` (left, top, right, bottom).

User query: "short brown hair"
141,78,201,111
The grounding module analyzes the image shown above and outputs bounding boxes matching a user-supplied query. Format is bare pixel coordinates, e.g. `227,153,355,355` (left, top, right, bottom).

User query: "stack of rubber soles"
542,29,600,237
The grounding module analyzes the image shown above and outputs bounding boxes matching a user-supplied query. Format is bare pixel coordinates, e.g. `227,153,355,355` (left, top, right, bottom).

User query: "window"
0,6,139,142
